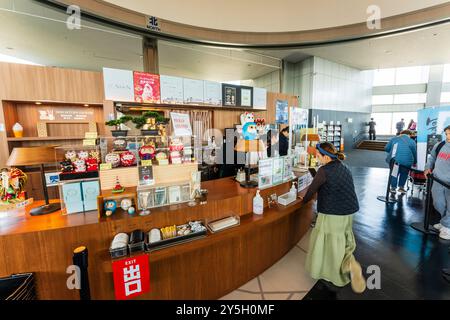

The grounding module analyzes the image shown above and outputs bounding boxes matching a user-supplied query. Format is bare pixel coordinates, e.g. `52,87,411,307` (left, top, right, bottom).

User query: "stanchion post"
411,174,439,235
377,159,397,204
72,246,91,300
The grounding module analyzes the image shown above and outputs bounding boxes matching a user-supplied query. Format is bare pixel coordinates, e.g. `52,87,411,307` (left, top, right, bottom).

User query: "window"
372,95,393,105
443,64,450,83
441,92,450,103
393,93,426,104
395,66,429,85
373,69,395,86
372,112,418,135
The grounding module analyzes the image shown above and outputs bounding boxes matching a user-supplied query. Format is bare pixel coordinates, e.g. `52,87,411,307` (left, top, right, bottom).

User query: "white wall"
251,70,281,93
311,57,373,113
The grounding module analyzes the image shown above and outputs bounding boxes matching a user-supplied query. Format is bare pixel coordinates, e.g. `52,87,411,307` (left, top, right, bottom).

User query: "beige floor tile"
259,246,316,292
289,292,307,300
220,290,262,300
238,277,260,293
263,293,291,300
297,228,311,252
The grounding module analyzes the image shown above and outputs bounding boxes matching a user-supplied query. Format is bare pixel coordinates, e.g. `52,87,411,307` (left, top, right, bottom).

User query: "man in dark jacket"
279,126,289,156
367,118,376,140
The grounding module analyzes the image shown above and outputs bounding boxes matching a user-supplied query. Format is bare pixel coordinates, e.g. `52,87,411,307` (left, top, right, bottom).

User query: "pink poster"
133,71,160,103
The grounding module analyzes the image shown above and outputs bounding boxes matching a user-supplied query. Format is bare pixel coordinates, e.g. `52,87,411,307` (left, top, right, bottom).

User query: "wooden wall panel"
0,62,104,103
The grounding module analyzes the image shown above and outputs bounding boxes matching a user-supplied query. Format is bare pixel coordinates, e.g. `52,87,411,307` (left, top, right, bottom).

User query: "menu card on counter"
133,71,160,103
283,156,294,182
258,158,273,189
183,78,204,104
272,157,284,185
203,80,222,106
139,165,154,186
160,75,184,104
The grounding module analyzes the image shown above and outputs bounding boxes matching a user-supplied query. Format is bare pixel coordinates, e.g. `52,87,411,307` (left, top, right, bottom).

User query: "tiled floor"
220,229,316,300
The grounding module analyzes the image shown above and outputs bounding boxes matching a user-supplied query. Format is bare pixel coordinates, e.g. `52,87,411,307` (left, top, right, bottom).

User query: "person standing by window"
300,142,366,294
424,125,450,240
384,130,417,195
367,118,377,140
396,118,405,135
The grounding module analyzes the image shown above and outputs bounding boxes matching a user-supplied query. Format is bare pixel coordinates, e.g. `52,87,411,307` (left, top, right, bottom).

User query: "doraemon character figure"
242,122,258,140
104,200,117,217
240,112,255,126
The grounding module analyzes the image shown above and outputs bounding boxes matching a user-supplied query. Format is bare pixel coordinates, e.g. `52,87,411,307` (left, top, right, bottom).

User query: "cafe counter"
0,177,313,300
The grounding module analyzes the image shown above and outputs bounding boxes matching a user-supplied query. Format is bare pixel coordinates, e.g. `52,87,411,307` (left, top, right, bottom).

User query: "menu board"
253,87,267,110
240,87,253,108
272,157,284,185
103,68,134,102
38,107,95,121
160,75,184,104
133,71,160,103
204,81,222,106
222,83,239,107
258,158,273,189
183,78,204,104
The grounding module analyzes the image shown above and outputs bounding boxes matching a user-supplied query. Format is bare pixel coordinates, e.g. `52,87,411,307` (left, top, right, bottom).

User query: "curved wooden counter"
0,177,313,300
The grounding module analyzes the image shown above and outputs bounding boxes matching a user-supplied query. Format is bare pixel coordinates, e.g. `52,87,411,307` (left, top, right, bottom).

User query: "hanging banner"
103,68,134,102
170,112,192,136
133,71,160,103
253,87,267,110
112,255,150,300
160,75,184,104
183,78,204,104
204,81,222,106
417,105,450,170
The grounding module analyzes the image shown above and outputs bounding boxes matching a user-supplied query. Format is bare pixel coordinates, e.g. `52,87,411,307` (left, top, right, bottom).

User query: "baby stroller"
406,168,427,198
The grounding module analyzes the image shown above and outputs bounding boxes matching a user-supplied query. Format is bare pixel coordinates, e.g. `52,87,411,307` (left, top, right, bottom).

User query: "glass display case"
55,144,101,181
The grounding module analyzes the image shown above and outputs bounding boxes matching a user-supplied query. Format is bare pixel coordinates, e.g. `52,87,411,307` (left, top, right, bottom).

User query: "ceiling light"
384,50,392,54
84,104,89,107
6,47,13,50
35,102,42,105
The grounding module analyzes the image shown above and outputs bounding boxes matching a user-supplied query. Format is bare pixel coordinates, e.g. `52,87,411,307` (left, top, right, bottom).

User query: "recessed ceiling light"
84,104,89,107
35,102,42,105
433,33,438,36
384,50,392,54
6,47,13,50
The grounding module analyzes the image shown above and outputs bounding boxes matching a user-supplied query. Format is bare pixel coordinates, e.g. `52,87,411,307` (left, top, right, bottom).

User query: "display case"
136,181,191,211
55,144,101,181
58,178,100,215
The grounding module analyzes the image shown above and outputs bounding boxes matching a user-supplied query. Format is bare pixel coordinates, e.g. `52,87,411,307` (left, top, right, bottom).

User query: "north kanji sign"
112,255,150,300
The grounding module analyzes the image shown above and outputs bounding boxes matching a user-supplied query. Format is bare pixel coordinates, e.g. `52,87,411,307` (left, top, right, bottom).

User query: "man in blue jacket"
385,130,417,195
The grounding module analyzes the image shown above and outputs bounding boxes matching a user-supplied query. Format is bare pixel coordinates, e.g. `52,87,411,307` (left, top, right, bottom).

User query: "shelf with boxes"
317,122,344,151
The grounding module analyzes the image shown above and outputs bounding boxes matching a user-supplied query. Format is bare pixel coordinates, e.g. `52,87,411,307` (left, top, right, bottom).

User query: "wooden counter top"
0,176,313,300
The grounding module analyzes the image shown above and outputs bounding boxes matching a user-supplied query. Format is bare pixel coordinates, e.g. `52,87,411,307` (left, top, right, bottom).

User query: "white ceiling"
105,0,449,32
260,22,450,70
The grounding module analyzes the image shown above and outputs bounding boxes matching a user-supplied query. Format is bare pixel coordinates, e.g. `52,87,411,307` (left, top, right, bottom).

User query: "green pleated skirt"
305,212,356,287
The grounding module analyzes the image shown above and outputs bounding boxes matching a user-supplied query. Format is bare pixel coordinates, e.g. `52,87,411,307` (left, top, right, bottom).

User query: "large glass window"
441,92,450,103
393,93,426,104
371,112,418,135
394,66,429,85
443,64,450,83
373,69,395,86
372,95,393,105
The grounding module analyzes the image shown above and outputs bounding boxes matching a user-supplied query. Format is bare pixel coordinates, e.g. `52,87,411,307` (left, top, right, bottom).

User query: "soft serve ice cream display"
12,122,23,138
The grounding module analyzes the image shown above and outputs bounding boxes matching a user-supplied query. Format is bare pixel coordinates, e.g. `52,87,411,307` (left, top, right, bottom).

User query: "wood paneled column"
143,37,159,74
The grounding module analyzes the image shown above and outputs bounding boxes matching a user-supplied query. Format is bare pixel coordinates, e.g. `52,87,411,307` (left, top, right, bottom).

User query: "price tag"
100,163,112,171
83,139,97,146
141,160,153,166
85,132,98,139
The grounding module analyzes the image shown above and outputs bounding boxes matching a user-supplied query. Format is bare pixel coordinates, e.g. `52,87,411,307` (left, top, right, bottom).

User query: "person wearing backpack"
384,130,417,195
424,125,450,240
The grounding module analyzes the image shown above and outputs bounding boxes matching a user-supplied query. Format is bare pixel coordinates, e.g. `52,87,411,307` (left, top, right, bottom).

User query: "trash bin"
0,273,36,300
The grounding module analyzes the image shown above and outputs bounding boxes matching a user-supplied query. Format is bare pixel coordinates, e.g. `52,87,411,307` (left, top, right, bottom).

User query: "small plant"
105,115,133,130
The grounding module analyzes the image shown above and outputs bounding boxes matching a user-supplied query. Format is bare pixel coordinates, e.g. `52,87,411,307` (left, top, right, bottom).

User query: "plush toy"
65,150,77,162
89,150,100,162
139,145,156,160
60,159,74,173
77,150,89,160
85,158,98,172
73,159,86,173
240,112,255,126
105,153,121,168
242,122,258,140
120,151,136,167
255,118,266,134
